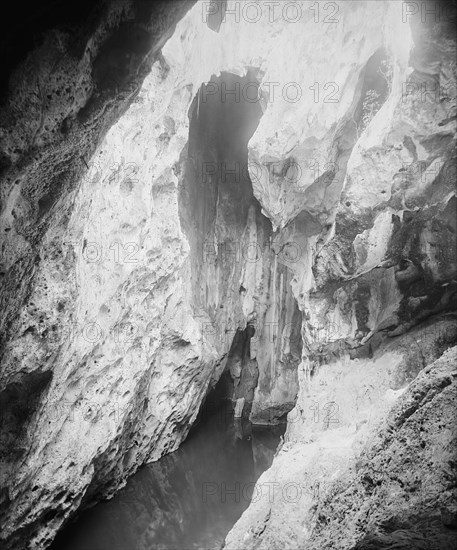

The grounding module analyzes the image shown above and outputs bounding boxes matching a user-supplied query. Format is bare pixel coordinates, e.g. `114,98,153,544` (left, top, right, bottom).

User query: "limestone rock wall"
179,71,302,424
1,1,201,548
0,2,310,546
225,341,457,549
0,1,455,549
225,0,457,547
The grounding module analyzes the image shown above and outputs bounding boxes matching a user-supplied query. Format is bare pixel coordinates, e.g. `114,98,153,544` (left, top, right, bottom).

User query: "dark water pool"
50,402,284,550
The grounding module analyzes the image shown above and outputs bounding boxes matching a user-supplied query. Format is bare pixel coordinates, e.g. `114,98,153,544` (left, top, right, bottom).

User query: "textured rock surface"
0,1,201,548
308,346,457,549
181,71,302,424
0,0,195,342
0,1,456,549
225,343,457,550
225,1,457,547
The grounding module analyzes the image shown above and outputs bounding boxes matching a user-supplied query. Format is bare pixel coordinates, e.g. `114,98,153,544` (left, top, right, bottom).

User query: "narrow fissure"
179,72,278,419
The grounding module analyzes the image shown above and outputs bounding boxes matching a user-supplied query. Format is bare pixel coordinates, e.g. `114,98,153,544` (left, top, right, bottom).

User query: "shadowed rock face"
0,1,456,549
0,0,195,345
179,72,301,424
224,3,457,547
0,1,198,548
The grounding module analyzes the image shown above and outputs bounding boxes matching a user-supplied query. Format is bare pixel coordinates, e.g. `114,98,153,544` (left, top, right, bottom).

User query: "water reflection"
51,403,284,550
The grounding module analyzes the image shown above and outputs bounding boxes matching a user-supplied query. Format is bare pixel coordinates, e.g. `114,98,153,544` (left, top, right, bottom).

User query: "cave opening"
179,71,275,423
192,323,259,434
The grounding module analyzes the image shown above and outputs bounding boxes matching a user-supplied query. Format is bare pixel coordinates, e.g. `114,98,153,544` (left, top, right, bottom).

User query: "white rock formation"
0,1,455,548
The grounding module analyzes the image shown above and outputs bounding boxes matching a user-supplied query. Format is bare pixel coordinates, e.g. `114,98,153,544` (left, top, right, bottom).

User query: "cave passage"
49,386,284,550
180,71,281,421
49,72,283,550
179,70,270,315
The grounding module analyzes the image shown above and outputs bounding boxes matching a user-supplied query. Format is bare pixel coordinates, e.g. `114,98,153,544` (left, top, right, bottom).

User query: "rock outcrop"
1,1,201,548
0,1,455,549
225,0,457,547
225,330,457,549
